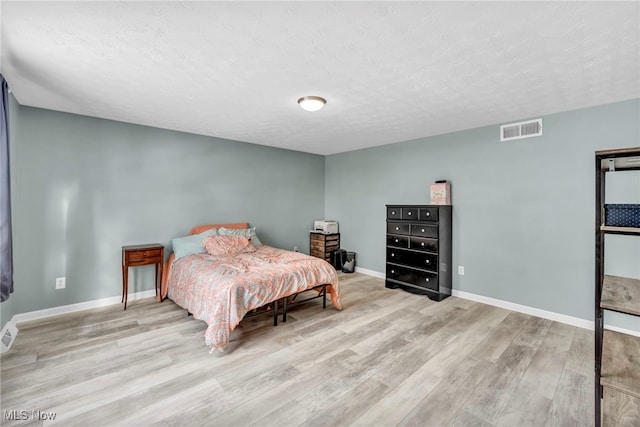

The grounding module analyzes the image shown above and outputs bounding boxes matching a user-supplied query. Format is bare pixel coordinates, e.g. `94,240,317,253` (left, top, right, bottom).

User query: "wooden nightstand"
121,244,164,310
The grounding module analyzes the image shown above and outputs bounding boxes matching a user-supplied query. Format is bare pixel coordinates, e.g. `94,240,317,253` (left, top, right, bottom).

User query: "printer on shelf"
313,220,339,234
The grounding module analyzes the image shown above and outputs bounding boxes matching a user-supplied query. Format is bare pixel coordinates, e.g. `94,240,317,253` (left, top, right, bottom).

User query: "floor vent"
1,322,18,354
500,118,543,141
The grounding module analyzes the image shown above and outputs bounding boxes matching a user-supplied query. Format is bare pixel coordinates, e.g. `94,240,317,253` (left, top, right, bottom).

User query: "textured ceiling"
1,2,639,155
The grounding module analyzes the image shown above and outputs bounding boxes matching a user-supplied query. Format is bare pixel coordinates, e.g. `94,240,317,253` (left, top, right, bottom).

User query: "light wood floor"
1,273,596,426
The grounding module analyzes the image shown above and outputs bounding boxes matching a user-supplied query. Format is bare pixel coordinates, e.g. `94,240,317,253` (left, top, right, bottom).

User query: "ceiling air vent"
500,118,543,142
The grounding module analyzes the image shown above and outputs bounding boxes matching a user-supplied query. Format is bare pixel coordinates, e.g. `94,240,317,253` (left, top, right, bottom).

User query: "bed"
158,223,342,351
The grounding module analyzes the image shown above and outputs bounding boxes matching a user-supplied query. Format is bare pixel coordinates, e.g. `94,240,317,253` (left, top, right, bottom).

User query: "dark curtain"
1,74,13,302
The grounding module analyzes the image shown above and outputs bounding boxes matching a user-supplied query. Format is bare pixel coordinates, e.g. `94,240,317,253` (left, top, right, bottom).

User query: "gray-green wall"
325,99,640,330
1,105,325,327
3,98,639,333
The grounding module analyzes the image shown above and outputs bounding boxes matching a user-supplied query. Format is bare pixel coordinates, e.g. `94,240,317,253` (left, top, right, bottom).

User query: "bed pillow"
218,226,263,247
203,235,257,256
171,228,218,260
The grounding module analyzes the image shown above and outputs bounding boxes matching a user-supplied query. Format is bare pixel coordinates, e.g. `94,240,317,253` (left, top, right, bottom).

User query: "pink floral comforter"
167,245,342,351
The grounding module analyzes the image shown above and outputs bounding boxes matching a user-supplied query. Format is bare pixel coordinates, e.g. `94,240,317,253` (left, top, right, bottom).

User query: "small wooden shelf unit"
309,232,340,263
594,147,640,426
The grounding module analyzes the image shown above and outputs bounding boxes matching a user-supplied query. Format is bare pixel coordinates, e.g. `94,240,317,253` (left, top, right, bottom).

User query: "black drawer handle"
425,260,430,264
426,212,430,216
408,212,412,215
391,253,395,257
391,211,396,215
395,226,400,230
425,278,430,282
391,270,395,274
395,239,399,243
421,242,425,247
421,228,425,232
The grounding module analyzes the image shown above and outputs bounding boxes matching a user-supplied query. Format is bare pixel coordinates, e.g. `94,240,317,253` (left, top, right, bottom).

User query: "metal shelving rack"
594,147,640,426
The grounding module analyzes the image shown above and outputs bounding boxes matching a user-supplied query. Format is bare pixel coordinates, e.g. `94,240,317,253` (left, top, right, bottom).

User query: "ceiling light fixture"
297,96,326,112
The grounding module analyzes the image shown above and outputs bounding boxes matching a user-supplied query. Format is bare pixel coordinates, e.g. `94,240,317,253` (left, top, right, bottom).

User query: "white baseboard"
451,289,594,329
1,289,157,352
355,269,640,337
604,323,640,337
12,289,156,324
354,266,385,279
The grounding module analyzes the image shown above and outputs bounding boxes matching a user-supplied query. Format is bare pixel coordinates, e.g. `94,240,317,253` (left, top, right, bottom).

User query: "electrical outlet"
458,266,465,276
55,277,66,289
293,246,298,252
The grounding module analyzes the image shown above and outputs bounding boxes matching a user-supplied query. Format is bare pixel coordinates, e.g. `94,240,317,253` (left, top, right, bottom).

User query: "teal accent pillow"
218,227,262,247
171,228,218,260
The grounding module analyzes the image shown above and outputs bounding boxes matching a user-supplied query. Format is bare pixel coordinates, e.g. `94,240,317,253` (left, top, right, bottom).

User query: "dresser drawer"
127,249,162,261
325,234,340,243
325,242,340,252
411,224,438,238
387,247,437,272
387,207,402,219
402,208,419,220
409,237,438,252
410,269,438,291
386,265,438,291
387,222,410,235
128,256,163,266
309,251,331,263
310,243,337,253
387,234,409,248
310,241,326,251
419,207,439,222
310,233,339,243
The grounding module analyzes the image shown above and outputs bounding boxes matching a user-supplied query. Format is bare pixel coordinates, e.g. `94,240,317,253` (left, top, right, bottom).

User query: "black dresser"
386,205,452,301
